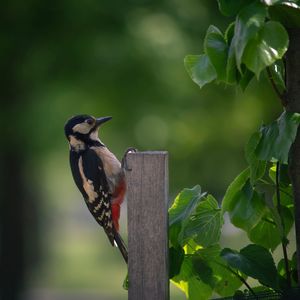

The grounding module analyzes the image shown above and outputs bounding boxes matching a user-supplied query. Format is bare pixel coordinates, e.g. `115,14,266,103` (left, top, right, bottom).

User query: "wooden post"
126,151,169,300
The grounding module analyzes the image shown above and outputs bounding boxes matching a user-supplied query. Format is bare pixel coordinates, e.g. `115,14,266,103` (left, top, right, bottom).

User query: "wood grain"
126,151,169,300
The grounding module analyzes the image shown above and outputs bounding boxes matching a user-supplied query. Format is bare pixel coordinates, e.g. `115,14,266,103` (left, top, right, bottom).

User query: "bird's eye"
86,119,94,125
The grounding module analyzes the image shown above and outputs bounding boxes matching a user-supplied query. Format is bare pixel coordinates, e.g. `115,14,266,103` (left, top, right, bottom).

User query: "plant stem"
233,271,256,298
276,162,291,288
266,67,287,107
214,261,257,298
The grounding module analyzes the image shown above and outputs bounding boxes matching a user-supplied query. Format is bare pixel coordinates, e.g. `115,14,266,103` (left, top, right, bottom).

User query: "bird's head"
64,114,112,150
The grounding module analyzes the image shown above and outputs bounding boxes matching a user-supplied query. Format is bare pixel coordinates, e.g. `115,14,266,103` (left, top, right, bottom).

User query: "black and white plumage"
64,115,128,263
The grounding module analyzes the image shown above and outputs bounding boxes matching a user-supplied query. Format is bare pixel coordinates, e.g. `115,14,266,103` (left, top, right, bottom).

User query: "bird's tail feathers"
113,228,128,264
103,227,128,264
104,227,115,246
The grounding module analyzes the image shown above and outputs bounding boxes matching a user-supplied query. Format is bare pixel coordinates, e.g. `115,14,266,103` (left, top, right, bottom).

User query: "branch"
276,162,291,288
217,262,257,298
266,67,288,107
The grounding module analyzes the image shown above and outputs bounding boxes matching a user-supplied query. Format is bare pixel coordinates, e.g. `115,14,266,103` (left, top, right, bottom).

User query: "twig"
189,246,257,296
276,162,291,288
230,269,257,298
215,261,257,298
266,67,287,107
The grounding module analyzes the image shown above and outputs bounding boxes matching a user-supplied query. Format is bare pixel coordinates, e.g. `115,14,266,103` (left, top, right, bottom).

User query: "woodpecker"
64,114,128,263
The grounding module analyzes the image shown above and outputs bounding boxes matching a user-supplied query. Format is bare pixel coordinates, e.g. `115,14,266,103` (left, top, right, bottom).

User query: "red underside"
111,178,126,231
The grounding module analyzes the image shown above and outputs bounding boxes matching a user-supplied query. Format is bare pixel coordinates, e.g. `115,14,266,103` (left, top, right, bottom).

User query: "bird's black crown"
64,114,94,137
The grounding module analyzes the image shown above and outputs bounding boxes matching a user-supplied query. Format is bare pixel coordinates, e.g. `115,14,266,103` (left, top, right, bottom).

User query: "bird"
64,114,128,263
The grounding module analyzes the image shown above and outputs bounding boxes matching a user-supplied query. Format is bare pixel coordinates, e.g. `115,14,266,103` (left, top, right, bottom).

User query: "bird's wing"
80,148,115,245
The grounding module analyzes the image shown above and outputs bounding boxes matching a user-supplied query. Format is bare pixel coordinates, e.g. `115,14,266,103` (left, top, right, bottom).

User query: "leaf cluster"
169,111,300,299
184,0,300,90
169,1,300,299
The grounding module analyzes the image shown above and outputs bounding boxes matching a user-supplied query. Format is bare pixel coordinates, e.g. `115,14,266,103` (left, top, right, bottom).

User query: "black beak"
95,116,112,126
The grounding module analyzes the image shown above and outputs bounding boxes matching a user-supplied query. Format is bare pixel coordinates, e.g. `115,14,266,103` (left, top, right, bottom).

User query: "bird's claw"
122,147,138,171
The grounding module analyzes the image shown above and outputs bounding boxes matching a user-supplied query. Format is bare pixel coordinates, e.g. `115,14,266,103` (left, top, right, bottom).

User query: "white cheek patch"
89,130,100,141
72,123,91,134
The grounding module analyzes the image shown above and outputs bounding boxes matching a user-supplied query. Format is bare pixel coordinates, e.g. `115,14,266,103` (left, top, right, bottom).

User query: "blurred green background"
0,0,284,299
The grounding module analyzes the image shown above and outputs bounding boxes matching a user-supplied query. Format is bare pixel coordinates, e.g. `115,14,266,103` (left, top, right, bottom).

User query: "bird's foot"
121,147,138,171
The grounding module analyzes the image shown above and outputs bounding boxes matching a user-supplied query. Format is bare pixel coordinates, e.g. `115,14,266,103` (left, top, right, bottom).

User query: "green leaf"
195,244,221,260
271,203,294,239
292,251,297,270
226,40,238,84
169,185,204,227
221,244,278,289
184,240,203,255
173,245,243,299
258,179,293,242
169,186,205,247
217,0,253,17
269,163,291,187
185,276,212,300
194,245,243,297
169,223,182,248
239,68,254,91
233,2,267,71
223,20,236,84
169,246,185,279
204,25,228,82
277,258,292,277
268,164,293,209
180,195,222,247
280,186,294,210
212,260,244,297
269,2,300,28
123,272,129,290
245,131,267,183
228,181,267,232
242,21,289,78
225,22,235,43
204,25,222,37
277,257,298,288
248,212,281,250
184,54,217,88
248,207,294,250
222,168,250,212
255,111,300,164
268,60,286,92
171,256,213,300
192,256,215,288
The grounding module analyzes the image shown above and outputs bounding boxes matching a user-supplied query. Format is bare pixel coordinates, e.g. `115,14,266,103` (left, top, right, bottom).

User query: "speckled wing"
71,148,115,245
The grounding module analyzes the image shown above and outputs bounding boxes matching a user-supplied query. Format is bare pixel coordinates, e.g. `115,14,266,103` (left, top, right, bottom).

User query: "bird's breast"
91,146,124,192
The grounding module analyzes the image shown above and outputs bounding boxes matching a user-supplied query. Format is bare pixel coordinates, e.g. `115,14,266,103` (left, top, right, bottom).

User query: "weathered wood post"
126,151,169,300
